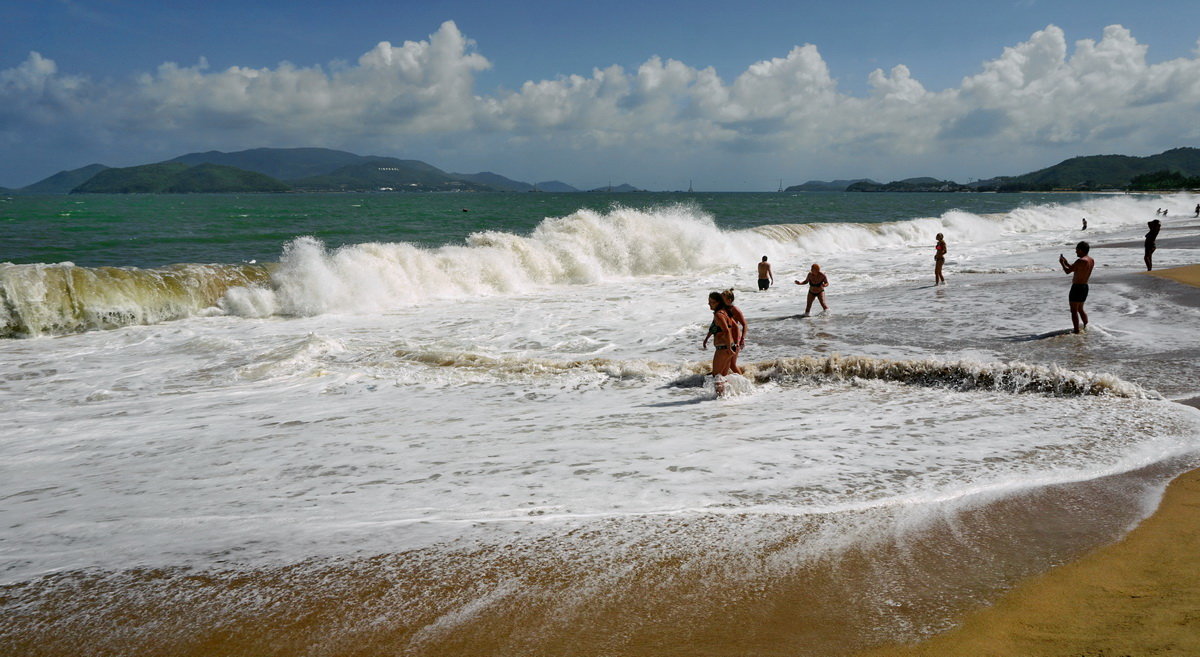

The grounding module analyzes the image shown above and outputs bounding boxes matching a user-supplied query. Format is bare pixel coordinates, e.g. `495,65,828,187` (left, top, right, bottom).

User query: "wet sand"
856,262,1200,657
854,468,1200,657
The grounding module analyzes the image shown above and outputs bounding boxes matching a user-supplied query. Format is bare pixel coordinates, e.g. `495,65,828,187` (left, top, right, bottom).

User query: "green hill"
48,147,571,193
290,158,493,192
451,171,534,192
21,164,111,194
72,163,290,193
168,147,369,181
983,147,1200,191
534,180,580,192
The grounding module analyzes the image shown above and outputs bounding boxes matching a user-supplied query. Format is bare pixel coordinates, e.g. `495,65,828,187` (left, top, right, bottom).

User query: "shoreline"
854,465,1200,656
856,263,1200,656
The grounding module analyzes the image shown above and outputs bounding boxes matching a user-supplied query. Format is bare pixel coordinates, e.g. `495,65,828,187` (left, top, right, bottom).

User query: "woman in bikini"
934,233,947,285
702,291,739,396
794,264,829,316
721,289,747,375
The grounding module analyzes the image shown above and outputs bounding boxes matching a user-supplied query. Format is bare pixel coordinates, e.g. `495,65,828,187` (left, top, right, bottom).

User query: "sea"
2,190,1200,656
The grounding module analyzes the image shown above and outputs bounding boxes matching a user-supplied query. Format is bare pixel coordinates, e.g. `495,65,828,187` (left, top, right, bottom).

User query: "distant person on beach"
757,256,774,290
794,264,830,316
721,289,747,375
1059,241,1095,334
702,291,740,396
1145,219,1161,271
1194,203,1199,217
1081,217,1087,230
934,233,947,285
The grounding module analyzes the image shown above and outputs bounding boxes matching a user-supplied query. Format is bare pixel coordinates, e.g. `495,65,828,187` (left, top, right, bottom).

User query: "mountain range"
9,148,590,194
792,148,1200,192
6,146,1199,194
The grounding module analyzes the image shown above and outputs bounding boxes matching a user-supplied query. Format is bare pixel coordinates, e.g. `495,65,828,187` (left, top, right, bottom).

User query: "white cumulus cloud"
1,20,1198,187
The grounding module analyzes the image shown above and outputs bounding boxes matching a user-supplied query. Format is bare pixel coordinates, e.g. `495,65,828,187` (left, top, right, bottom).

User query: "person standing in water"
1059,241,1095,334
701,291,740,396
1081,217,1087,230
934,233,947,285
757,256,774,291
721,289,747,375
1144,219,1161,271
794,264,830,316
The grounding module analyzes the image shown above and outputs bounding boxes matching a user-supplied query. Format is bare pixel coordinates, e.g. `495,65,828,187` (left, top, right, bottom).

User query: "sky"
2,0,1199,190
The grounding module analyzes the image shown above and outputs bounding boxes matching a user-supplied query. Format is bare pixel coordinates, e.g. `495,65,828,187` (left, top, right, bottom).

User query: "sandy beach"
857,263,1200,657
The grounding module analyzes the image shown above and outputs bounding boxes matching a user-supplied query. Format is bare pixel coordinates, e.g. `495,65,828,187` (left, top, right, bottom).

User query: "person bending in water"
757,256,774,291
795,264,830,316
721,289,747,375
1145,219,1161,271
1059,241,1095,334
934,233,947,285
701,291,740,396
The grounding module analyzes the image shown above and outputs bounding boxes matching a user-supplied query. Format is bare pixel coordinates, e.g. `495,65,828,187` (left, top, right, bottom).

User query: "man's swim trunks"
1069,283,1089,303
758,278,770,290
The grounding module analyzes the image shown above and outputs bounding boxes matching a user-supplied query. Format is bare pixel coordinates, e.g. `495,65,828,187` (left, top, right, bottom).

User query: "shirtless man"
1058,241,1095,334
757,256,774,291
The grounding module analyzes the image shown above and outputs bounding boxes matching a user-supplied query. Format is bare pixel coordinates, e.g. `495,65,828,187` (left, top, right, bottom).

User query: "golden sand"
854,466,1200,657
1144,263,1200,288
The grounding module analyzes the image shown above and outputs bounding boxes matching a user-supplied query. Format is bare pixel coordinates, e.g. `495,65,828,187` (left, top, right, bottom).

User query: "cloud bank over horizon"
2,21,1198,189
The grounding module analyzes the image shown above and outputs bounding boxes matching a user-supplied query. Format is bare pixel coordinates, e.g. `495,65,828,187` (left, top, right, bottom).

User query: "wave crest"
0,262,269,337
393,349,1153,398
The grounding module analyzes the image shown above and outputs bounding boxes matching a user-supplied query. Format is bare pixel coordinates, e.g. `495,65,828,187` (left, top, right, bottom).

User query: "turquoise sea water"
2,191,1090,267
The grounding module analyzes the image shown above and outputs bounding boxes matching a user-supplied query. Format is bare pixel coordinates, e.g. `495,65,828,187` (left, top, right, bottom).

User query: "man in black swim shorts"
757,256,774,291
1069,282,1088,303
1059,241,1095,334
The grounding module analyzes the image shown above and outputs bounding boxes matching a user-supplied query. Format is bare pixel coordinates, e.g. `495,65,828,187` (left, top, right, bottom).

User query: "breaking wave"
391,349,1155,398
0,262,270,337
3,194,1175,336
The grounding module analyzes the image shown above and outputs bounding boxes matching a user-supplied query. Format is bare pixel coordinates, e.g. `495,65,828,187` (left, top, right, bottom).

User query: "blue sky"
3,0,1199,189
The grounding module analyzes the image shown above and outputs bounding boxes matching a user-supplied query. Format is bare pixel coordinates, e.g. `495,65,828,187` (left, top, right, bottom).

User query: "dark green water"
0,192,1088,268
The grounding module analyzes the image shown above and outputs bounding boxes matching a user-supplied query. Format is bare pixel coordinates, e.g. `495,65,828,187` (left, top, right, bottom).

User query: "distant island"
785,179,877,192
8,147,614,195
793,148,1200,193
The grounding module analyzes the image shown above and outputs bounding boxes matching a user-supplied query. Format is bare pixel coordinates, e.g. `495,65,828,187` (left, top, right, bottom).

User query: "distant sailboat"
777,178,784,192
688,179,693,193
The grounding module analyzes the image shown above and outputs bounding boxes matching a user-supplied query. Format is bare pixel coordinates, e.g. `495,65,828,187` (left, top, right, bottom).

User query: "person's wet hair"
1076,241,1090,254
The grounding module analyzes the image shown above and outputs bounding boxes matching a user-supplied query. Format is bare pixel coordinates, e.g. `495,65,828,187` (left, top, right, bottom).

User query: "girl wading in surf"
702,291,740,396
721,289,747,375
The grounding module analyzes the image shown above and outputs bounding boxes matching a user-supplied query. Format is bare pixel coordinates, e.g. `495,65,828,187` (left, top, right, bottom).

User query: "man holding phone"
1059,241,1095,334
